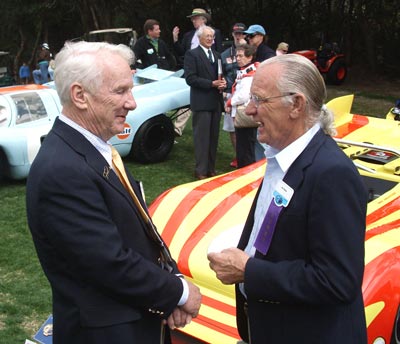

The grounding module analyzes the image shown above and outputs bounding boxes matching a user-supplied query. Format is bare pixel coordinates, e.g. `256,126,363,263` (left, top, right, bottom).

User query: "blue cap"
243,24,266,35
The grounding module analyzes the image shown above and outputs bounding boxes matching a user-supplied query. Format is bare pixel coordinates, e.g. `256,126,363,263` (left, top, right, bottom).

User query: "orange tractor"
294,42,347,85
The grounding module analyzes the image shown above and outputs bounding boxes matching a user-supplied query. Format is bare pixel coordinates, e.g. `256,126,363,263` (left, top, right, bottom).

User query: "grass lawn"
0,81,398,342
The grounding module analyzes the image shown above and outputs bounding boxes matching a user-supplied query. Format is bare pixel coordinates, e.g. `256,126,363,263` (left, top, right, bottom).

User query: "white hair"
261,54,336,136
196,25,215,38
54,41,135,105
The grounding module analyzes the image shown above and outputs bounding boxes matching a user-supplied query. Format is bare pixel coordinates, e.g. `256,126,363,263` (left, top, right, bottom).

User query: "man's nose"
126,93,137,110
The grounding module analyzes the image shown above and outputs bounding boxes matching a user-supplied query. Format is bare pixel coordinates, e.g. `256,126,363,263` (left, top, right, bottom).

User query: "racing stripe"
365,228,400,265
335,114,369,138
364,302,385,327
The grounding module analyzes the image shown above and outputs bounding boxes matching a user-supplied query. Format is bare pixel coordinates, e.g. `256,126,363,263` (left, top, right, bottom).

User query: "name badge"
272,180,294,207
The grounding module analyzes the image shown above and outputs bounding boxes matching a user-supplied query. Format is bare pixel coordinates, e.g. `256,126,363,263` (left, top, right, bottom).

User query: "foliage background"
1,0,399,79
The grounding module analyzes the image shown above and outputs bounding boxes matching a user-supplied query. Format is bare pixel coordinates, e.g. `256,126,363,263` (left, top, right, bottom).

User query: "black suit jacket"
26,118,183,343
236,129,368,343
184,46,223,112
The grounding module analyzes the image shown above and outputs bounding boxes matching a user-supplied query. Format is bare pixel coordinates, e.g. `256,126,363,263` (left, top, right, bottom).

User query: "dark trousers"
235,127,257,168
192,109,221,176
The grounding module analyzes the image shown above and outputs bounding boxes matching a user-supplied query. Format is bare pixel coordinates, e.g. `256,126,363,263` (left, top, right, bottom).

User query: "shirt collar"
265,123,320,173
58,114,112,166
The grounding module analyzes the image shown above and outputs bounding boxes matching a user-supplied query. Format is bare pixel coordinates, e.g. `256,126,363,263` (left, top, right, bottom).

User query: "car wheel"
327,58,347,85
131,114,175,163
0,149,9,180
391,305,400,344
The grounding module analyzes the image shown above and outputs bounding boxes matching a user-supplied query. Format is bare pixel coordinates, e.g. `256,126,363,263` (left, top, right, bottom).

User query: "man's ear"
70,83,87,110
289,93,306,119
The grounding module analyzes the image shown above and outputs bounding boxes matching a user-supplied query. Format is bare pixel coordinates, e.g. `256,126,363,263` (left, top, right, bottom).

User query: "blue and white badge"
272,180,294,207
147,48,154,54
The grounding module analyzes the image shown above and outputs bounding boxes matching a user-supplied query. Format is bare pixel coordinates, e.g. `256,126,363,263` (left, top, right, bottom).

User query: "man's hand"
208,248,250,284
172,26,180,42
165,308,192,329
212,78,227,90
181,280,202,318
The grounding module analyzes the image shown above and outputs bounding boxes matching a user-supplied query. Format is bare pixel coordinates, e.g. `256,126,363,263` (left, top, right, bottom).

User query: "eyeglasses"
247,34,257,39
249,93,296,108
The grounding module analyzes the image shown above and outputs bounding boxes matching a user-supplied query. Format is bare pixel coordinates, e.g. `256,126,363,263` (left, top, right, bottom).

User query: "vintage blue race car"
0,66,189,180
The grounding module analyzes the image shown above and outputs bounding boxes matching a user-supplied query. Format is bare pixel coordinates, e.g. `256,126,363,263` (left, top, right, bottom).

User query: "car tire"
131,114,175,163
327,58,347,85
0,149,9,180
391,305,400,344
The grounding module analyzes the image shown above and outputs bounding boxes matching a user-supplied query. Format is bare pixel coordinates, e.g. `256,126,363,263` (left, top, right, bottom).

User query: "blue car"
0,66,189,180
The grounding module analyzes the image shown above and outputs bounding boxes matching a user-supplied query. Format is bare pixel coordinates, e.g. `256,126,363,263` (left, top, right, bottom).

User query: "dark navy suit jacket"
184,45,223,112
236,129,368,343
27,118,182,343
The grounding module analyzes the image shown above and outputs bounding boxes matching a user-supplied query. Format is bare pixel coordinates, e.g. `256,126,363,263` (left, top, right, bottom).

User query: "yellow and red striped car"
149,95,400,344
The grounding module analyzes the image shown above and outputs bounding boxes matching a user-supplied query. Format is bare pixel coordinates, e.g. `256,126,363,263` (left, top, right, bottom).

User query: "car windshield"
11,92,48,125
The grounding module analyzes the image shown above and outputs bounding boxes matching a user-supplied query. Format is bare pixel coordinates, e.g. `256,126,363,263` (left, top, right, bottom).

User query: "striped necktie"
111,146,174,272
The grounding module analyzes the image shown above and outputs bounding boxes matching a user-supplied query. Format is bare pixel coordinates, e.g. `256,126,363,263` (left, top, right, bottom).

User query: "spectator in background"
172,8,223,137
133,19,176,70
225,44,259,168
34,43,51,84
221,22,247,168
172,8,223,65
244,24,276,161
184,26,226,180
19,62,30,84
276,42,289,55
48,58,56,81
244,25,275,62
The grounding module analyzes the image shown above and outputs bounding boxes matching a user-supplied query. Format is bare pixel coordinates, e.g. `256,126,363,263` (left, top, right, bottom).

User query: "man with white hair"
209,54,368,344
26,41,201,344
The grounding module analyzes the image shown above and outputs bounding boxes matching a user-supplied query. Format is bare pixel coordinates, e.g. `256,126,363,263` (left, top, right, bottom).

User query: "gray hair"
196,25,215,38
54,41,135,105
261,54,336,136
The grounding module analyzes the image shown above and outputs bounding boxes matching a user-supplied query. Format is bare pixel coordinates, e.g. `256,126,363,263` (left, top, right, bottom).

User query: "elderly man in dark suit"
184,26,226,179
208,54,368,343
26,41,201,344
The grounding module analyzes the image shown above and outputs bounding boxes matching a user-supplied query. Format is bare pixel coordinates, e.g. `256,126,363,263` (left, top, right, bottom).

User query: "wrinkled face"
148,25,161,39
245,63,296,150
199,27,214,49
191,15,207,29
84,54,136,141
235,49,252,67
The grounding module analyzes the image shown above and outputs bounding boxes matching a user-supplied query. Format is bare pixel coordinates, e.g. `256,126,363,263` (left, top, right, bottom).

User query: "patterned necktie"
111,146,174,272
208,49,213,63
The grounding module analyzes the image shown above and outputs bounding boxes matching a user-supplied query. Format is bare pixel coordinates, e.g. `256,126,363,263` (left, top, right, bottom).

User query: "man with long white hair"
209,54,368,344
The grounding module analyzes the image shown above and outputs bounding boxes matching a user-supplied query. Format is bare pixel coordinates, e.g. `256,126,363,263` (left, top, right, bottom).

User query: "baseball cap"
232,23,247,33
243,24,266,36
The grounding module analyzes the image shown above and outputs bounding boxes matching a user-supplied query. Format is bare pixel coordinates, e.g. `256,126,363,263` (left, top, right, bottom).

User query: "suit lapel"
282,129,326,190
51,118,138,211
197,46,216,79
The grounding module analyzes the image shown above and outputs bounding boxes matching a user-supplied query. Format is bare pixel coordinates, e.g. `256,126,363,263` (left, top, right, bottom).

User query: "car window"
12,92,48,125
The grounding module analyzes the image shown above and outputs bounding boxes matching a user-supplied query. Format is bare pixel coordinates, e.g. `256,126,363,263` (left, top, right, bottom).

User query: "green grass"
0,84,396,342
